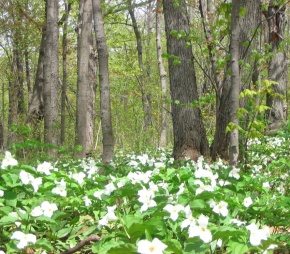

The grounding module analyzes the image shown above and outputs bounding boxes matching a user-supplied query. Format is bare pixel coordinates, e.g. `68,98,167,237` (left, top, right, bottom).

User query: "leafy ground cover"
1,135,290,254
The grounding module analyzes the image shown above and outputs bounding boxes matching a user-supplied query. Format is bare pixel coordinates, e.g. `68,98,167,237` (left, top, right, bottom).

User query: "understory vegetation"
1,129,290,254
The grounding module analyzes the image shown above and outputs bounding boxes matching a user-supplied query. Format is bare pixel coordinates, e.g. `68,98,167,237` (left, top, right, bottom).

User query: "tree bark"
75,0,93,157
60,1,71,145
156,0,167,148
92,0,115,164
163,0,209,161
43,0,59,156
229,0,240,167
264,1,287,124
26,27,46,128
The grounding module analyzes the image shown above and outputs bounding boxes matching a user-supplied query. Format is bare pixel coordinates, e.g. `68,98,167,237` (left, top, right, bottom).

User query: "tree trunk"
128,0,152,131
163,0,209,161
156,0,167,148
264,2,287,124
43,0,59,156
26,27,45,128
60,1,71,145
75,0,93,157
229,0,240,167
87,38,97,152
211,0,261,161
92,0,115,164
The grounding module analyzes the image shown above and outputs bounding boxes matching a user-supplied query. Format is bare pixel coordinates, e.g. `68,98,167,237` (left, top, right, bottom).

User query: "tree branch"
60,235,101,254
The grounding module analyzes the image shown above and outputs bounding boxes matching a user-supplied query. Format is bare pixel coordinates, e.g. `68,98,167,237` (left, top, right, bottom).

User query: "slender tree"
163,0,209,161
229,0,240,167
60,0,71,145
128,0,152,131
156,0,167,148
43,0,59,155
92,0,115,164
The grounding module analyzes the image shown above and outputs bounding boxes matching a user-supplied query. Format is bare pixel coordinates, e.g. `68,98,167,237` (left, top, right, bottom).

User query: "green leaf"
107,243,137,254
56,227,72,238
227,237,249,254
1,174,20,188
0,215,17,225
34,238,55,251
184,240,209,253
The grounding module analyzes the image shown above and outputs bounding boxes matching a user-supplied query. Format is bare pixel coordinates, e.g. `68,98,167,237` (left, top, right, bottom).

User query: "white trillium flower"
181,205,196,230
246,223,268,246
98,205,117,227
1,151,18,169
93,190,104,200
11,231,36,249
37,162,53,175
104,183,116,196
243,197,253,208
0,190,4,197
137,238,167,254
213,201,228,217
163,204,184,221
31,206,43,217
52,179,67,197
72,172,86,185
19,170,42,193
0,250,5,254
41,201,58,218
229,167,240,179
19,170,33,185
230,218,245,226
262,182,270,188
195,180,214,195
30,177,42,192
83,196,92,206
188,214,212,243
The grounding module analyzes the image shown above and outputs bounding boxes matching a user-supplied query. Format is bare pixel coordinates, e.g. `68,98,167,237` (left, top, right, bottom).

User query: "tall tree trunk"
264,1,287,125
211,0,261,161
128,0,152,131
43,0,59,156
163,0,209,161
26,27,46,128
92,0,115,164
60,1,71,145
156,0,167,148
229,0,240,167
75,0,93,157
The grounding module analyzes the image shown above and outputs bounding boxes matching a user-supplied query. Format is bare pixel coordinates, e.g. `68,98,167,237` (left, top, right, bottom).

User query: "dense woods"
2,1,290,253
0,0,289,164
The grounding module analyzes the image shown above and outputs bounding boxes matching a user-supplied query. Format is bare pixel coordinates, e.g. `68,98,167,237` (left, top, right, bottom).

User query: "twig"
60,235,101,254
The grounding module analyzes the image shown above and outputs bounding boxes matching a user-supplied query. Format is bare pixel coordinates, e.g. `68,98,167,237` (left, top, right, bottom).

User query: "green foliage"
1,143,290,253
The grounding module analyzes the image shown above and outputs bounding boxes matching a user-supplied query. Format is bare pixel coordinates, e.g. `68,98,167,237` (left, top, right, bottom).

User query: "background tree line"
0,0,289,165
